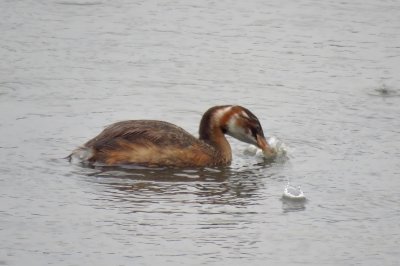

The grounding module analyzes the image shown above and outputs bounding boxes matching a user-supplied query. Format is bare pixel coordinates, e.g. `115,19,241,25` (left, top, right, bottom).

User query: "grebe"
69,105,276,167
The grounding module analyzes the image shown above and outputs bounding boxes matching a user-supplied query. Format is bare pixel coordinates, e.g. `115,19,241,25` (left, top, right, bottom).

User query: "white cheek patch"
226,115,256,145
213,106,258,145
227,114,245,136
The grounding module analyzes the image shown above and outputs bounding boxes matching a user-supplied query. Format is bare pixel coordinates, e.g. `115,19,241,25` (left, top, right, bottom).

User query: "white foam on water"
267,136,288,157
243,136,288,159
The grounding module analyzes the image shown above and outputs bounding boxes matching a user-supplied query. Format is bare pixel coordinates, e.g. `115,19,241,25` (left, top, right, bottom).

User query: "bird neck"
198,106,233,164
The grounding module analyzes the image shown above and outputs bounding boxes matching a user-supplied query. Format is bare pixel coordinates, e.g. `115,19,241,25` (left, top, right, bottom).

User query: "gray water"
1,0,400,265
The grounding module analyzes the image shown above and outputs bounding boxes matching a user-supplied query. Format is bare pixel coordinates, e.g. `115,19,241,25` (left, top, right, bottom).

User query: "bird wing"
84,120,197,151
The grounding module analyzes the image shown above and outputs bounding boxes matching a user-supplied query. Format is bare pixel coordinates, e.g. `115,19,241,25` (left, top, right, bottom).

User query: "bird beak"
256,134,276,158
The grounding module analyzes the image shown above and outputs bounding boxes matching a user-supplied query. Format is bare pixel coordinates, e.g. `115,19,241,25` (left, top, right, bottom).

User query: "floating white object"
282,183,306,201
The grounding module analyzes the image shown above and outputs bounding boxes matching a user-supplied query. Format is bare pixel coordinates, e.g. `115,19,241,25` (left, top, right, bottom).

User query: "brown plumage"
69,105,275,167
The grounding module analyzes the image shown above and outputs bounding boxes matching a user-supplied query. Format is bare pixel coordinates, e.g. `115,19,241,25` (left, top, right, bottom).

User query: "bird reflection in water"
77,164,272,208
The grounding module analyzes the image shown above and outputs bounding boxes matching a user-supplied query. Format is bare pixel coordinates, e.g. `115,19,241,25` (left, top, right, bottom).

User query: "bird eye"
252,124,263,138
251,127,258,138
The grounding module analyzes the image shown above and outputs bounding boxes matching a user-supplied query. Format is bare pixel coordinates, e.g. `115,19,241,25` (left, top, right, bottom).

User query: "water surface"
1,0,400,265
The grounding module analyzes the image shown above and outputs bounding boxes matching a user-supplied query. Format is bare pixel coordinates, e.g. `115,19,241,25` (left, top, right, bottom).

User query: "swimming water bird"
69,105,276,167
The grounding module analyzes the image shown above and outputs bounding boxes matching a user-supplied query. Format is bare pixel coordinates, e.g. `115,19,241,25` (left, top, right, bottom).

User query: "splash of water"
244,137,306,201
282,182,306,201
267,136,287,157
243,136,288,158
